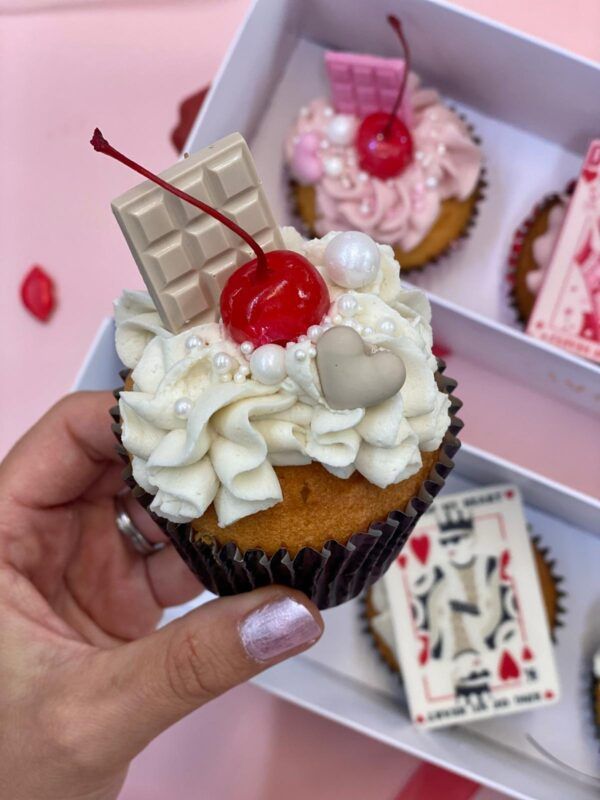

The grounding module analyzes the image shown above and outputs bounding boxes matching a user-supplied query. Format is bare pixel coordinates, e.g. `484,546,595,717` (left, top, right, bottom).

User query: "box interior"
187,0,600,418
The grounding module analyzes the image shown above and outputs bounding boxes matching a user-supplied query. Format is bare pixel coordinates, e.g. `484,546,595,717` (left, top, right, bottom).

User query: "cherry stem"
383,15,411,139
90,128,269,277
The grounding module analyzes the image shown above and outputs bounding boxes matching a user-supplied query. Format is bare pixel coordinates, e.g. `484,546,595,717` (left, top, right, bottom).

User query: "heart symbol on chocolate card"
499,650,520,681
582,168,597,183
409,534,430,565
522,646,534,662
315,326,406,410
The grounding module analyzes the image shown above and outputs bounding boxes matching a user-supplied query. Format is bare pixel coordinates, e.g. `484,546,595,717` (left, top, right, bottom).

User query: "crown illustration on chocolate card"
438,508,474,533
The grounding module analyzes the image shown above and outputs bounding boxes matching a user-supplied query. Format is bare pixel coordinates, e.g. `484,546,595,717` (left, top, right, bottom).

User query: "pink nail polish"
239,596,321,663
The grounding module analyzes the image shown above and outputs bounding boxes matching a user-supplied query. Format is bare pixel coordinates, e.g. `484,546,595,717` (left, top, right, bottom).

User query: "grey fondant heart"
315,326,406,411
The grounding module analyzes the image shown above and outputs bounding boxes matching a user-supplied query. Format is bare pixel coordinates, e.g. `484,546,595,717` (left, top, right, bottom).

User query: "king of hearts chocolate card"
384,485,560,730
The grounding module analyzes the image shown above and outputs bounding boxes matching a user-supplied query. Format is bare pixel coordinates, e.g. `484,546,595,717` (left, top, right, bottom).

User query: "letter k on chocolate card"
384,485,560,729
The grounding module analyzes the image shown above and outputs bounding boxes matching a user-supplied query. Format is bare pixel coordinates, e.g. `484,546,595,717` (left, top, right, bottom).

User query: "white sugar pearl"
425,175,439,189
358,171,369,183
437,143,447,156
219,373,232,383
240,341,254,357
319,139,330,150
326,114,356,146
415,150,424,161
323,106,334,118
322,315,332,326
238,364,250,376
324,231,381,289
324,156,344,177
377,317,397,336
295,349,307,362
233,371,246,384
337,293,359,317
363,326,374,337
213,351,234,374
308,346,317,358
174,397,192,419
307,325,323,341
249,344,287,385
332,314,343,325
185,334,202,351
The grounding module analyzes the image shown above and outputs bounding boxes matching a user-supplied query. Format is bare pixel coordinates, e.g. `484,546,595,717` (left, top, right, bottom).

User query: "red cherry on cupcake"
91,130,329,346
355,15,414,180
220,250,328,346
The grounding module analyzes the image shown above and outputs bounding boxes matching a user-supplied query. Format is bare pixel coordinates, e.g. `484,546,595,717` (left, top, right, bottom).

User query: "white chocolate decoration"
316,327,406,411
324,231,381,289
114,228,450,528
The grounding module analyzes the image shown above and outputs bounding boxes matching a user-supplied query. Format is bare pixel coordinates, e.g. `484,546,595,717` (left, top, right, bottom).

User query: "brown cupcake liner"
362,530,566,680
287,110,487,273
111,362,462,610
507,181,575,326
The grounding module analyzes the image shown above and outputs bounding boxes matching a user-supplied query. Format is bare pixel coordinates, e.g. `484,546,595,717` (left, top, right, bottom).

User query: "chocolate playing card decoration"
383,485,560,729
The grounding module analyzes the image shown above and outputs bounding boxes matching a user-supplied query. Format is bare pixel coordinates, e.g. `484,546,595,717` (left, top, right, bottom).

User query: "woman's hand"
0,392,323,800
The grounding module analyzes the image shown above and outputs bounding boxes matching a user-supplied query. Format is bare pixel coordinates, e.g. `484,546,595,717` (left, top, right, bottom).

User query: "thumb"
82,588,323,765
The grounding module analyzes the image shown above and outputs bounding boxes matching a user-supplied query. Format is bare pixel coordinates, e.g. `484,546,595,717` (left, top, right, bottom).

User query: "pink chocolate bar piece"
111,132,283,334
325,51,411,124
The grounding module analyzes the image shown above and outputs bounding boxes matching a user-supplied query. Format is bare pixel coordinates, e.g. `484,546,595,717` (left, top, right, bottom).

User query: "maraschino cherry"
91,130,329,347
355,15,413,180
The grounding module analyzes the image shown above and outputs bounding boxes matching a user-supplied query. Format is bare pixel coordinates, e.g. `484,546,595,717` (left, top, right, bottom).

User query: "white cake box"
77,319,600,800
184,0,600,416
80,2,600,796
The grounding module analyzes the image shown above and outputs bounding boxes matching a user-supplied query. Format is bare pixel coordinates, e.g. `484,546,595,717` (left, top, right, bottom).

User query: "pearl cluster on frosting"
290,102,460,219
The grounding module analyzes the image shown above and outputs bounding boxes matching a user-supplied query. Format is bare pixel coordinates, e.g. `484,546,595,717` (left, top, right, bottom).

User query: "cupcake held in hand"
284,16,484,271
94,128,461,609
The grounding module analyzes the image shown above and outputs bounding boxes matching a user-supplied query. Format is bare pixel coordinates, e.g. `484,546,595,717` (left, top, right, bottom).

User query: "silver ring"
115,496,165,556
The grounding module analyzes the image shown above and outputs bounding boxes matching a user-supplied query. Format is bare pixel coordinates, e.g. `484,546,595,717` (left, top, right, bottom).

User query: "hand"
0,392,323,800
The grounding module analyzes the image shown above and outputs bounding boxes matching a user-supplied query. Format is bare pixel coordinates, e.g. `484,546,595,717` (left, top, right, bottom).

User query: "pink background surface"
1,1,598,798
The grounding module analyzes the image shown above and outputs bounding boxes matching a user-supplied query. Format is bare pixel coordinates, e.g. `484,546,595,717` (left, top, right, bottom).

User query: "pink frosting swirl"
284,75,482,251
527,200,568,294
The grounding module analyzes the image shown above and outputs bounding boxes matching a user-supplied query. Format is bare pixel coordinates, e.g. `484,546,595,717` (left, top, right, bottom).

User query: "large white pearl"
249,344,287,385
324,231,380,289
185,334,202,352
213,351,234,374
337,293,359,317
326,114,356,146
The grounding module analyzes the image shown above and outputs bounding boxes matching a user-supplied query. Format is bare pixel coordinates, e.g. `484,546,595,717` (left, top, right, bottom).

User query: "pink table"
2,2,598,798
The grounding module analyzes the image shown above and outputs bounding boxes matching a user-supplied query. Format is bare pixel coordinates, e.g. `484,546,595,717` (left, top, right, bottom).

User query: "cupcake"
365,534,565,674
93,128,461,609
284,16,484,271
593,647,600,735
508,185,572,323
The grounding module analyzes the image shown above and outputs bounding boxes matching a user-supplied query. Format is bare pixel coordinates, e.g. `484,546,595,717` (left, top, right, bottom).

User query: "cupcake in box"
284,16,484,271
508,185,572,323
93,128,461,609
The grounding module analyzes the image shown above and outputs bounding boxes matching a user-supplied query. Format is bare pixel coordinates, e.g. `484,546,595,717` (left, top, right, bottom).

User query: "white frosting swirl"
115,227,450,527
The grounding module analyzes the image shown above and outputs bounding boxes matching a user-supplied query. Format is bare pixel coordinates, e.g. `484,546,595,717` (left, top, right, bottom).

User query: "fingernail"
239,596,322,663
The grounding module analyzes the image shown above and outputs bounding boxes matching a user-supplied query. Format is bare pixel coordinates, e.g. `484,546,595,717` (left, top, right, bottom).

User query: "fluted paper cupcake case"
288,112,487,274
110,362,462,610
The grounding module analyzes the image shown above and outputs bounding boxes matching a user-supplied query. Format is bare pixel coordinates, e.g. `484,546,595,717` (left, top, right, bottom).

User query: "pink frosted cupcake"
284,16,484,271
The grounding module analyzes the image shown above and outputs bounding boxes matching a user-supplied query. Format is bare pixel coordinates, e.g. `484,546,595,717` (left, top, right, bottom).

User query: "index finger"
0,391,122,509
